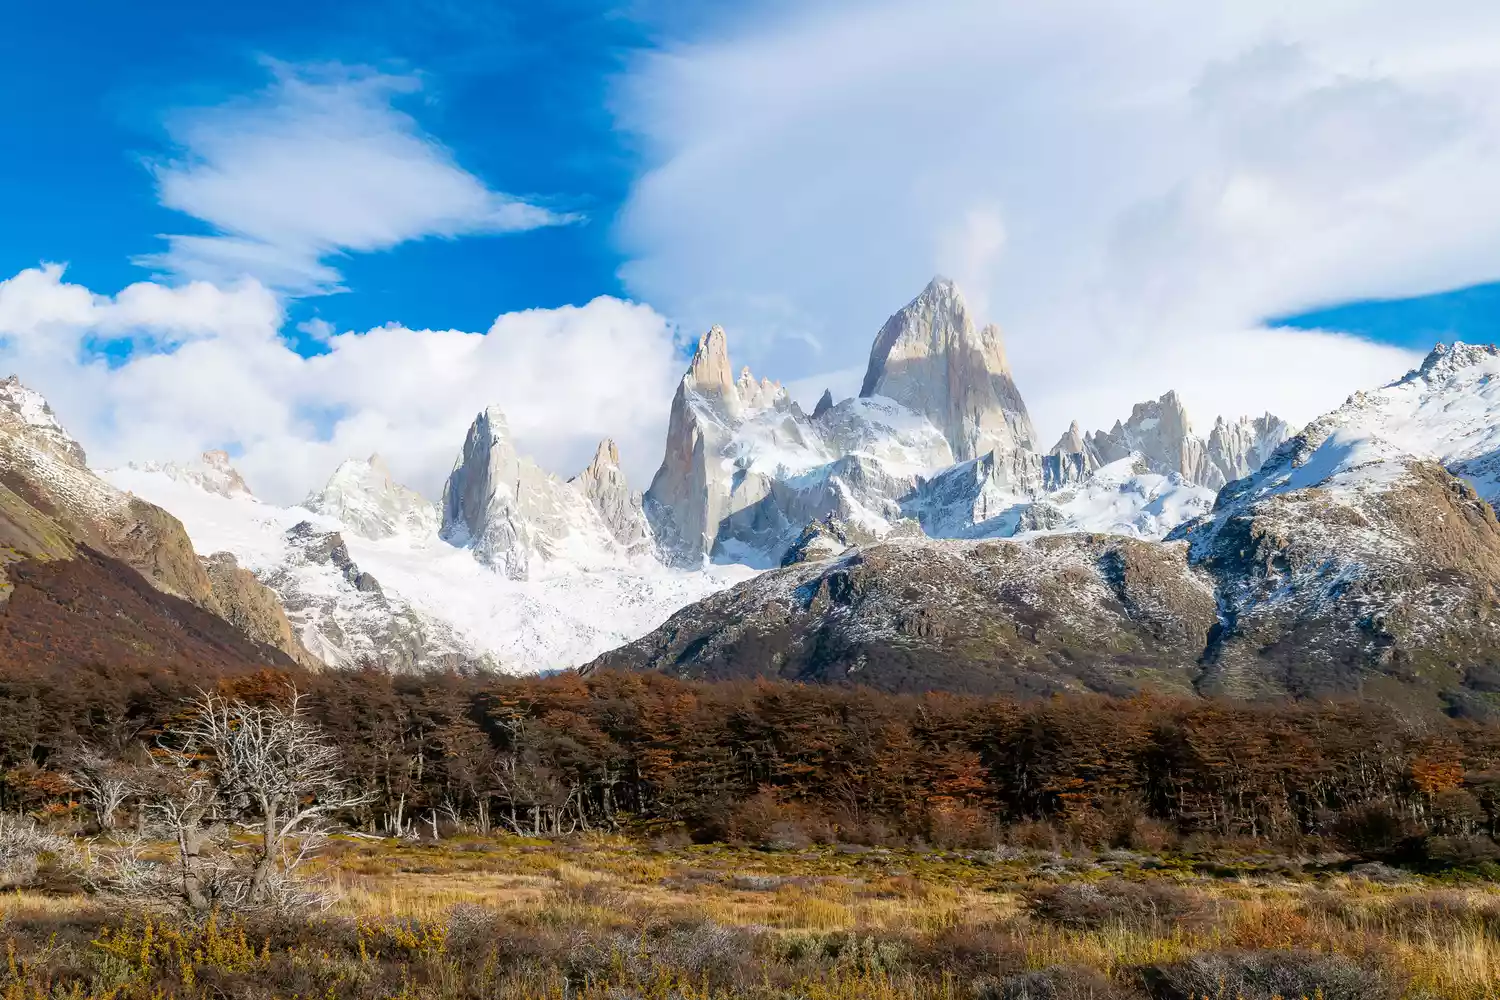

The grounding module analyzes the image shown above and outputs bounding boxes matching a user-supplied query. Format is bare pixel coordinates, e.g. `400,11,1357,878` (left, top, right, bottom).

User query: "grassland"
5,834,1500,998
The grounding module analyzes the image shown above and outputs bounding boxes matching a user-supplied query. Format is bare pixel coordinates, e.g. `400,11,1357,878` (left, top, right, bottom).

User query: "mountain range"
5,275,1496,710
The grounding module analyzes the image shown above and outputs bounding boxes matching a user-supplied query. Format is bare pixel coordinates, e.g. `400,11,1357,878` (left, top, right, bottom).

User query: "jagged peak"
587,438,621,473
684,325,735,395
921,274,958,297
1050,420,1087,455
479,404,511,430
812,389,835,419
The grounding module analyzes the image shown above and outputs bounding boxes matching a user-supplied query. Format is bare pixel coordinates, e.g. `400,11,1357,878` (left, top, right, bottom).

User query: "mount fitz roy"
0,273,1385,686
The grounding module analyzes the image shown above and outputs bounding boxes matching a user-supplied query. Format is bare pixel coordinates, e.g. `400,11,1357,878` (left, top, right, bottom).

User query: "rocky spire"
440,407,533,578
1049,421,1088,457
1204,413,1292,488
442,408,648,578
644,326,784,566
859,277,1038,461
572,439,653,556
1071,392,1291,490
684,326,740,418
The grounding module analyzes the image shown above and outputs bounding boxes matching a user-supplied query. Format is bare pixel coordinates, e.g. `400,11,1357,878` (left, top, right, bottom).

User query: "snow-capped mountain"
1168,341,1500,702
0,377,309,667
104,423,751,674
81,275,1291,677
645,277,1284,569
439,407,653,579
590,341,1500,709
128,450,254,499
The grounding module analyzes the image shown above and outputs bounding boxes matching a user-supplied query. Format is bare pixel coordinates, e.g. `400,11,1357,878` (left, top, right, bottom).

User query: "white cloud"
137,61,578,294
0,265,682,504
614,0,1500,440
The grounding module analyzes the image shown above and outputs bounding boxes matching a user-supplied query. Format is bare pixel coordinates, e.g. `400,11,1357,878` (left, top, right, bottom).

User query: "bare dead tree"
66,747,137,831
176,689,372,905
105,688,370,913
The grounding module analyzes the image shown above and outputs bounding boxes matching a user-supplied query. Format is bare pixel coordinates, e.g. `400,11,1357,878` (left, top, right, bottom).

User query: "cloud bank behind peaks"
0,265,681,505
614,0,1500,438
137,61,578,294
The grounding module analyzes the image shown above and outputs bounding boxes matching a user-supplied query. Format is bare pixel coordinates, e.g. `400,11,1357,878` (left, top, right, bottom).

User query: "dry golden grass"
9,836,1500,997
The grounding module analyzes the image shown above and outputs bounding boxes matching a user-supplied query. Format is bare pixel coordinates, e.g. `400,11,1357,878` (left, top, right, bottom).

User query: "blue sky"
2,0,653,335
4,1,1500,501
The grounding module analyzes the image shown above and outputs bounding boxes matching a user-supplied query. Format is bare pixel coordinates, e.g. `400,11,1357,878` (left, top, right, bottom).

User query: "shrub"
1026,878,1211,932
1333,803,1413,855
0,812,82,888
727,789,821,849
1425,833,1500,866
1148,949,1400,1000
976,965,1137,999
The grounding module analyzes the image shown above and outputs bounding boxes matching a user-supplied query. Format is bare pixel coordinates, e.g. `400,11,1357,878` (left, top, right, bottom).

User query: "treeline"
4,659,1500,853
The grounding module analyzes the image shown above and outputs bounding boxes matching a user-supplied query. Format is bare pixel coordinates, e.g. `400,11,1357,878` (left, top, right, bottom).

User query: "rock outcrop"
264,521,482,673
859,277,1038,460
129,450,254,498
203,551,319,668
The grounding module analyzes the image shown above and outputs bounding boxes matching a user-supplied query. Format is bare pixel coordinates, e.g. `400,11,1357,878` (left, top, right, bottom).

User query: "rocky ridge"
591,342,1500,713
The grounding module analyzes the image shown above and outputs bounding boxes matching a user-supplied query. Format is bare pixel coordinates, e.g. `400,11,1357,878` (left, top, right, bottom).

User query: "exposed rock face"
0,376,89,468
715,454,922,566
812,389,834,419
780,517,855,566
587,535,1219,696
1205,414,1291,489
441,407,645,579
859,277,1038,460
570,439,653,557
306,454,438,541
203,551,319,668
266,521,482,673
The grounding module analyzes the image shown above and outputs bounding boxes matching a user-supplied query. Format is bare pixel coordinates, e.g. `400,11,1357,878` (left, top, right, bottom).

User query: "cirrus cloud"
137,61,579,295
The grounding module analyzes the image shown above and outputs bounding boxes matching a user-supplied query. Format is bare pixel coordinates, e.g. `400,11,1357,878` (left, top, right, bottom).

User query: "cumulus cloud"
0,265,682,504
137,61,577,294
614,0,1500,439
